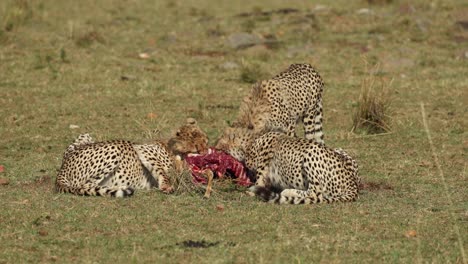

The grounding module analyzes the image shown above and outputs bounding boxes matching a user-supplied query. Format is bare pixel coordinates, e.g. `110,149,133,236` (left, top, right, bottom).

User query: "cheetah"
55,118,208,198
232,63,325,143
216,127,360,204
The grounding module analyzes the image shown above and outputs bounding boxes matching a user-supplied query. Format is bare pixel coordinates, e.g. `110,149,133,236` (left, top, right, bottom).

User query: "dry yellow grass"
352,62,393,134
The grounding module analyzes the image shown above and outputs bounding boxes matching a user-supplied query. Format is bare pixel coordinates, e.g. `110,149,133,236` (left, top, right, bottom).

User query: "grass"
239,62,268,84
352,62,392,134
0,0,467,263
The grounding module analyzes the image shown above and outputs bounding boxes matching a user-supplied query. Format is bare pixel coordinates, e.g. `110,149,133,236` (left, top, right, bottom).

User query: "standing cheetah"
216,128,360,204
55,118,208,198
232,63,325,143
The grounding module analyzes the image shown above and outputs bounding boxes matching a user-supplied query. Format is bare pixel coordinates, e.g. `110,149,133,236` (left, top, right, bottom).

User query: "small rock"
313,5,329,12
138,52,150,59
219,61,239,70
69,124,80,129
0,165,4,173
405,230,417,238
216,204,224,211
38,229,48,236
356,8,373,15
0,178,9,185
226,32,263,49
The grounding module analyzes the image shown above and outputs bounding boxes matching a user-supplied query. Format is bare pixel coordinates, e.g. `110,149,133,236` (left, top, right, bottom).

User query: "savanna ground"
0,0,467,263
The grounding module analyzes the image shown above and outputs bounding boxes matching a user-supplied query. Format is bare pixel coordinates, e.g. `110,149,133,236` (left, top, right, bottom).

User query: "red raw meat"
185,148,252,186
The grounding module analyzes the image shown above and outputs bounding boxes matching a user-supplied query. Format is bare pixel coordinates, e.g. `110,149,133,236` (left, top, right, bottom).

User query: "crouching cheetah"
232,63,325,143
216,128,360,204
55,118,208,198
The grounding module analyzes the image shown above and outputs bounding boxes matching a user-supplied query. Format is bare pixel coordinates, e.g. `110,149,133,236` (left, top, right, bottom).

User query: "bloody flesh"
185,148,251,186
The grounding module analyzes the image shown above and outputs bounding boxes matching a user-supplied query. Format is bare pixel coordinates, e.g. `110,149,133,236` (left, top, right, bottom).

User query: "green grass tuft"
167,169,204,195
2,0,33,31
352,64,392,134
239,62,267,84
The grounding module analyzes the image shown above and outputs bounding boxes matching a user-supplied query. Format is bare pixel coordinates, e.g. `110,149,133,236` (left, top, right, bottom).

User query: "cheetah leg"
303,98,324,143
252,166,270,187
134,144,174,193
280,185,359,204
153,168,174,194
250,183,328,204
251,164,359,204
279,188,326,204
173,155,186,173
255,176,267,187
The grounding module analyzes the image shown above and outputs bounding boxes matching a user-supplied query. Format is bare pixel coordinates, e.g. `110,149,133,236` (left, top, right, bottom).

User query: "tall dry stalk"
352,62,393,134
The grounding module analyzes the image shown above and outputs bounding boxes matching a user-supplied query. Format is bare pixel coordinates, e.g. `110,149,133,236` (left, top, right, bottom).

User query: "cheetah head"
233,81,271,133
167,118,209,157
215,126,255,162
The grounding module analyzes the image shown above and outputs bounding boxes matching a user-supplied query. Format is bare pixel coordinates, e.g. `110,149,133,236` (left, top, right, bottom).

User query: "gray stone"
356,8,373,15
220,61,239,70
226,32,263,49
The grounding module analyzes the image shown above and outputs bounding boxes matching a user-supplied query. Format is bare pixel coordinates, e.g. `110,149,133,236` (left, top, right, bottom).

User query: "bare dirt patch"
359,181,393,191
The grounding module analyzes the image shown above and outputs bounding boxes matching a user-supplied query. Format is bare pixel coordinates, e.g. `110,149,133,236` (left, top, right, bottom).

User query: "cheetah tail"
55,182,134,198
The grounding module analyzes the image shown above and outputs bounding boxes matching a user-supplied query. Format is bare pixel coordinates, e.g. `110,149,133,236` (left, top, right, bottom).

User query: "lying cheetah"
216,127,360,204
55,118,208,198
232,63,325,143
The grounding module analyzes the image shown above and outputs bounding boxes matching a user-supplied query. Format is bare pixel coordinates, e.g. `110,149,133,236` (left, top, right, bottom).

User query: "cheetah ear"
186,118,197,125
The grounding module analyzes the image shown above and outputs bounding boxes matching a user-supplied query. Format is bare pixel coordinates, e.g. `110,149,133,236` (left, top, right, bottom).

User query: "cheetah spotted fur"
216,128,360,204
